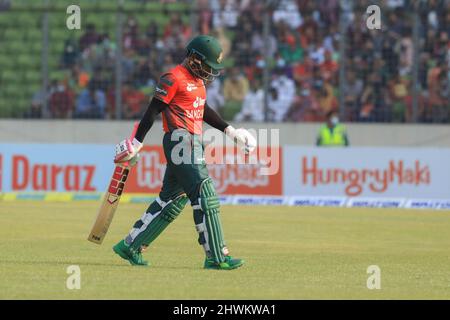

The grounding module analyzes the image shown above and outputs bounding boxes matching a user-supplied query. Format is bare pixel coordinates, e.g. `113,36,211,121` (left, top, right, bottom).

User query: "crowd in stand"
33,0,449,123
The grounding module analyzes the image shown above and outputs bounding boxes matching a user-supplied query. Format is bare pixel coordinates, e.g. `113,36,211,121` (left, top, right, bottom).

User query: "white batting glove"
114,138,143,163
225,125,257,154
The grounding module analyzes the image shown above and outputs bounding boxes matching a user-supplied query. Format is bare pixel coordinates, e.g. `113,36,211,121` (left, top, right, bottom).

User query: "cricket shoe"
204,256,244,270
113,239,149,266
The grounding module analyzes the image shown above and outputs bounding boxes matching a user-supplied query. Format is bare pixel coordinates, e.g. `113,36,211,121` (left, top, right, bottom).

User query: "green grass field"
1,201,450,299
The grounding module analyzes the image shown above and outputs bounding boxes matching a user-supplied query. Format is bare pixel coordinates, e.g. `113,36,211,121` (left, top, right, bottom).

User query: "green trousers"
159,130,209,203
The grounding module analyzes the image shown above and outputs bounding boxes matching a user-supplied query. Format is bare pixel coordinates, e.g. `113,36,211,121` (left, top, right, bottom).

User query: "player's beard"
185,56,220,83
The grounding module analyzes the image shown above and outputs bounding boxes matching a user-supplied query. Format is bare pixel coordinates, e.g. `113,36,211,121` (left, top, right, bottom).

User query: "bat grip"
122,121,140,167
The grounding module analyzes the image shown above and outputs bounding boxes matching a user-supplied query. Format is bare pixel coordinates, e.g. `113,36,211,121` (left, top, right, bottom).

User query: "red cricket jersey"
154,64,206,135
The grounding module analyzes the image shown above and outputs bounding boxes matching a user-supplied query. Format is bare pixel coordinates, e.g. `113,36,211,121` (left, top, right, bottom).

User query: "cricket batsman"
112,35,257,270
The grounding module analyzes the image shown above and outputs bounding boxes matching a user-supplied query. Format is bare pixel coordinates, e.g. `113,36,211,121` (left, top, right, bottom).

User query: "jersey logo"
186,109,204,119
186,83,198,92
217,51,223,64
193,96,206,109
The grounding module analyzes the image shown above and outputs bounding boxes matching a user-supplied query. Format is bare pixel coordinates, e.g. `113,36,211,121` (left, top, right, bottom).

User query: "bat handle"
122,121,140,167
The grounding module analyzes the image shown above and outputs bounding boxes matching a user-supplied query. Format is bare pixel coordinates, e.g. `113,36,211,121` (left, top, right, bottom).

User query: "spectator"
271,68,296,117
272,0,302,29
89,66,110,92
252,29,277,58
49,82,75,119
223,67,249,105
132,56,158,88
123,17,140,53
398,37,413,76
425,65,450,122
279,34,303,64
25,86,49,118
293,56,315,84
163,13,192,44
79,24,99,53
320,50,338,76
234,78,264,122
268,86,290,122
309,34,327,65
359,72,387,122
120,49,137,82
285,83,319,122
388,74,409,122
315,79,338,116
198,0,213,35
62,37,79,68
316,110,349,147
343,70,364,120
91,33,116,71
232,20,254,67
144,21,159,46
122,82,147,120
65,64,90,94
211,27,231,59
74,83,106,119
206,78,225,113
212,0,239,29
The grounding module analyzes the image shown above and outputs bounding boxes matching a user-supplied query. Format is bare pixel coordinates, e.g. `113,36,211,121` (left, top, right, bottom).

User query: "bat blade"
87,121,139,245
87,165,130,244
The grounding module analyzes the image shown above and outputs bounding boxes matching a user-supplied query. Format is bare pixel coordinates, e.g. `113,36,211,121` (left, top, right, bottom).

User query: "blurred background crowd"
0,0,449,123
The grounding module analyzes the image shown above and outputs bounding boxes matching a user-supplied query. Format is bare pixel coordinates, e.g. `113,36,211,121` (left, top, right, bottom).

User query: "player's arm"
134,98,167,142
114,98,167,163
203,102,257,154
203,103,229,132
115,73,177,163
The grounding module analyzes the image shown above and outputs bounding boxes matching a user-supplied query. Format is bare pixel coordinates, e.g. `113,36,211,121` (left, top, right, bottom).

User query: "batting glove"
114,138,143,163
225,126,257,154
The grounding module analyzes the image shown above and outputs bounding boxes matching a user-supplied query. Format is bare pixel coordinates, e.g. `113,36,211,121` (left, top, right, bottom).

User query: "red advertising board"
126,145,282,195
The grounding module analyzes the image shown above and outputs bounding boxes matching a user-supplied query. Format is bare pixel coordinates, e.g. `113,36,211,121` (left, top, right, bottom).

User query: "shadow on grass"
0,259,199,270
0,259,130,268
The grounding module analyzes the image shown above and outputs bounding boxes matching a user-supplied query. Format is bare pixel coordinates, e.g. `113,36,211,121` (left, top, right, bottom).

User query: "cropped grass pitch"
1,201,449,299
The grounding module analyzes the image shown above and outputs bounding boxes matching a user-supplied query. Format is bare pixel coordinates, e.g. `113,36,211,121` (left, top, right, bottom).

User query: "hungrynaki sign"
283,146,450,199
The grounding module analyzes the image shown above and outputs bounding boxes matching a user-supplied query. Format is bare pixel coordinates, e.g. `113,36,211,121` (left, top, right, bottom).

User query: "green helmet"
185,35,224,82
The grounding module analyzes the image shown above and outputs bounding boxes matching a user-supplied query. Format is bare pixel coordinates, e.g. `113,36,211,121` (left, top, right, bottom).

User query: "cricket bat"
87,122,139,244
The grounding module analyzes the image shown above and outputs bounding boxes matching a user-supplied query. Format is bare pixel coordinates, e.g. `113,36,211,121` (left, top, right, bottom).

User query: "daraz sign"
0,144,114,192
10,155,96,191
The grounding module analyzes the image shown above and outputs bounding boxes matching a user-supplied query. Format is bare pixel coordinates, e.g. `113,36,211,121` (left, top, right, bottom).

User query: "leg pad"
128,194,188,250
195,178,227,264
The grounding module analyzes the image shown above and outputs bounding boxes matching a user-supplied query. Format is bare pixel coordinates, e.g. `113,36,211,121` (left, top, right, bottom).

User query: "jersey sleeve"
154,73,178,104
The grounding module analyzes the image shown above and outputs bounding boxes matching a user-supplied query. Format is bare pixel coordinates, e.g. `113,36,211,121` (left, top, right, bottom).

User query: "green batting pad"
197,178,227,264
129,195,188,250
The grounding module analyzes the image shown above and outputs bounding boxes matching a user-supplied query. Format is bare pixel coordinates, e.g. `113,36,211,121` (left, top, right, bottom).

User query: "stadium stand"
0,0,448,123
